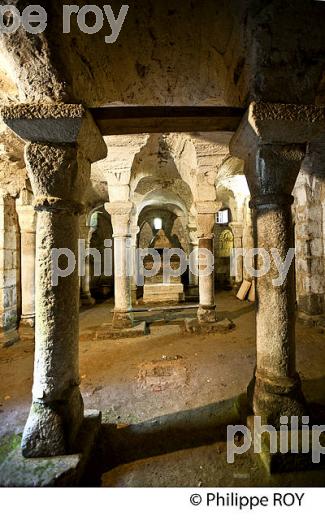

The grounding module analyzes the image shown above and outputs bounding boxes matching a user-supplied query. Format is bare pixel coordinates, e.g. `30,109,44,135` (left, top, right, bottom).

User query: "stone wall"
0,194,20,346
293,150,325,316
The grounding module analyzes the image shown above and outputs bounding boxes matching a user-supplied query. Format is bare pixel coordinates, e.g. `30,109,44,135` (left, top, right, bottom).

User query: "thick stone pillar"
196,202,220,323
2,103,106,456
248,145,307,424
16,192,36,328
79,216,95,306
230,101,325,426
105,202,134,328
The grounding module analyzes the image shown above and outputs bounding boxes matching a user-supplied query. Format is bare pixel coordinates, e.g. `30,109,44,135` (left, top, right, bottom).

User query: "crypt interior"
0,0,325,486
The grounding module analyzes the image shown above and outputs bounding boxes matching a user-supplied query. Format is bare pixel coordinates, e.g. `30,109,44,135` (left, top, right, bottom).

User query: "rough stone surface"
0,411,101,486
183,317,234,334
95,321,148,340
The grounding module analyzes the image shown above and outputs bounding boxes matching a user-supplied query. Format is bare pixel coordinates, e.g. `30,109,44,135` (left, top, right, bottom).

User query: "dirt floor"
0,291,325,486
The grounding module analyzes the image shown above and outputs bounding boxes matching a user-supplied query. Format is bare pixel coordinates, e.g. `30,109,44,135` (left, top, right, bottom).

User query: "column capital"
2,103,107,217
195,201,221,215
25,143,86,215
229,103,323,203
230,102,325,160
105,201,133,217
249,144,305,207
195,201,220,238
16,203,36,233
105,201,133,237
1,103,106,164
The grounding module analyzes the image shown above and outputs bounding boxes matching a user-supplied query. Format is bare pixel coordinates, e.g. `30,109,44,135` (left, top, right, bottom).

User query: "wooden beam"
89,106,245,135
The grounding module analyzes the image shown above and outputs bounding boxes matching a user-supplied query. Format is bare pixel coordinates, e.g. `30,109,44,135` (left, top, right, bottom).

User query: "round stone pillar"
2,103,107,457
22,143,85,457
130,224,140,305
105,202,134,328
247,144,307,426
196,202,220,323
229,222,243,286
16,195,36,328
188,243,199,287
79,216,96,306
230,101,325,427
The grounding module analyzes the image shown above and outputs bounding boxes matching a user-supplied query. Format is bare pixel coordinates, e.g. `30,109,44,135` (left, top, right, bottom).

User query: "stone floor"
0,291,325,486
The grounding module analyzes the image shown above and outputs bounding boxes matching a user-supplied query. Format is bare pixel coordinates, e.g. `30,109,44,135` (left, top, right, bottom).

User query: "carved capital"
196,201,221,215
196,201,220,238
248,144,305,205
25,143,86,215
105,201,133,237
16,204,36,233
1,103,106,164
230,102,325,160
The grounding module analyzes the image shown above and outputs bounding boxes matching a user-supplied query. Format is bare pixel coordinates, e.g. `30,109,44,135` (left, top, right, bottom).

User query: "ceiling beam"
89,106,245,135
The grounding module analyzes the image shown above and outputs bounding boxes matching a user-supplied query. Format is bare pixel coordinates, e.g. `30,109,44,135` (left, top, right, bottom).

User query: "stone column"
247,144,307,425
79,216,95,306
105,202,134,328
2,103,106,457
229,222,243,286
230,102,325,426
130,224,140,305
16,193,36,328
189,242,199,287
196,202,220,323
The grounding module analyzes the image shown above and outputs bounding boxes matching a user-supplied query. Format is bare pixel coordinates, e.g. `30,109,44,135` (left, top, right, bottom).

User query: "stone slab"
143,283,185,304
95,321,148,340
0,410,101,487
182,318,235,334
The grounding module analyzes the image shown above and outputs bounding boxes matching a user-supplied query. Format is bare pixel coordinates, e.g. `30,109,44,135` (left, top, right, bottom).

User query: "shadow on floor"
99,394,248,473
302,376,325,422
222,302,255,321
95,375,325,476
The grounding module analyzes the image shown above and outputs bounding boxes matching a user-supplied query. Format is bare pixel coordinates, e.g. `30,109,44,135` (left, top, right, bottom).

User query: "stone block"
95,321,148,340
0,410,102,487
182,317,235,334
143,283,184,303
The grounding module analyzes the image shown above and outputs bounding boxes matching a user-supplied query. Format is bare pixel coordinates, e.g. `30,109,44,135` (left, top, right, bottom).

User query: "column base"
247,415,325,474
112,310,135,329
95,320,148,340
197,305,217,323
247,371,307,428
0,410,102,487
21,387,84,458
20,314,35,328
182,317,235,334
19,318,35,340
80,293,96,307
0,327,19,347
